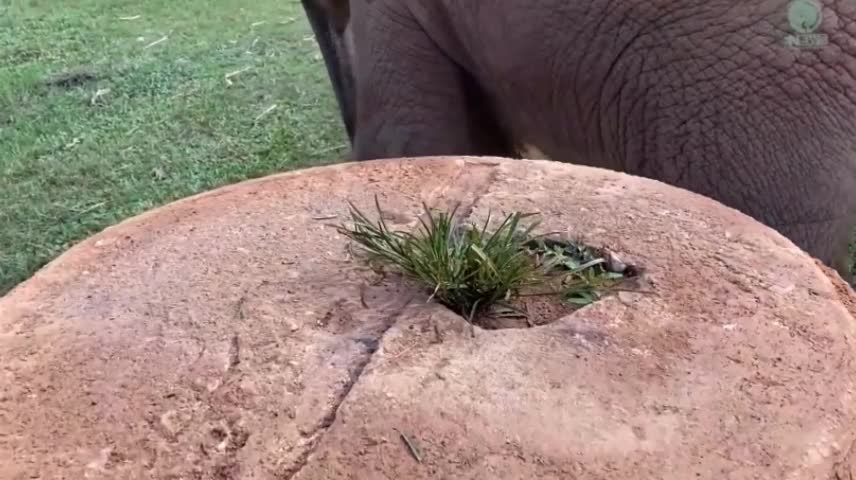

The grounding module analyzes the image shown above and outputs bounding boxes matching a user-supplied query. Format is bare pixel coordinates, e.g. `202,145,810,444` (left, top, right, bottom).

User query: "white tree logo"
784,0,828,48
788,0,823,33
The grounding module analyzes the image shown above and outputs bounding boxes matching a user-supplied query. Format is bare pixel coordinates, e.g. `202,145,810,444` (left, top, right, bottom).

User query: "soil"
474,293,594,330
362,274,587,330
2,156,856,480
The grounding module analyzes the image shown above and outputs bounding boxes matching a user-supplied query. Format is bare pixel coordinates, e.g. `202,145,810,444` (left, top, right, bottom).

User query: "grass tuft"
339,196,630,324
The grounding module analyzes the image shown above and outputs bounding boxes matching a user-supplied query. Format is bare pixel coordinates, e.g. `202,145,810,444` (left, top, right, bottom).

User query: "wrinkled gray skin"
302,0,856,279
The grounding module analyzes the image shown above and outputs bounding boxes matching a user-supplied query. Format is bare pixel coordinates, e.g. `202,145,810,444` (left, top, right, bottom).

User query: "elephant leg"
300,0,356,143
348,1,514,161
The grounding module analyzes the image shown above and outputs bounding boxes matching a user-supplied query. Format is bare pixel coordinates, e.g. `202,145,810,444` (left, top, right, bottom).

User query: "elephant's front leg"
348,1,511,161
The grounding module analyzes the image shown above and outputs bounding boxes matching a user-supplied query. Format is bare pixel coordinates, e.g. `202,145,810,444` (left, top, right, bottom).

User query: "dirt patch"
42,69,100,89
477,294,579,329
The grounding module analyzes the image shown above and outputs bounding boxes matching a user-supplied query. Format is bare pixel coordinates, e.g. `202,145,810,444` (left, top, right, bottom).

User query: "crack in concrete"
280,293,418,479
831,433,856,480
280,161,500,478
453,162,500,220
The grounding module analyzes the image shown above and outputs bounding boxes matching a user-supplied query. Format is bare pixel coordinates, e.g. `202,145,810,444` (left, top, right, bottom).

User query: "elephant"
301,0,856,280
300,0,356,142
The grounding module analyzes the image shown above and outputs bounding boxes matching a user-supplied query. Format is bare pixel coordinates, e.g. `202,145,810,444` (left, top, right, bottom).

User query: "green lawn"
0,0,346,295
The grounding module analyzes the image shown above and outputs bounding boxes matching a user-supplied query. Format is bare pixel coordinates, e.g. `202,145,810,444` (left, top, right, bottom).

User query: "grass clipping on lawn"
338,197,630,325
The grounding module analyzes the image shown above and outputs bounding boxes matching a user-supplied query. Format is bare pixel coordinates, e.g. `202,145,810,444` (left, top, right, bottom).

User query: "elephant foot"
516,143,551,160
